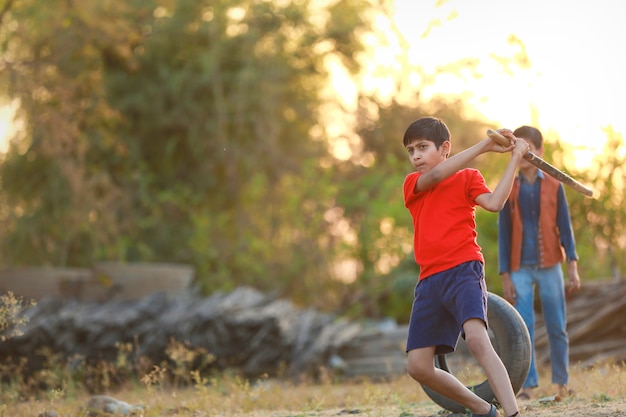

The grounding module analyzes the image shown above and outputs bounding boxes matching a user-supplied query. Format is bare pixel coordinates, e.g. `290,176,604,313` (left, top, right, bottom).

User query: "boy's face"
405,138,449,173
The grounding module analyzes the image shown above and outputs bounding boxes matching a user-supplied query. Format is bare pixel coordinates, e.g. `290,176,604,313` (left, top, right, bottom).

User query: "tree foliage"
0,0,623,319
566,128,626,280
0,0,371,308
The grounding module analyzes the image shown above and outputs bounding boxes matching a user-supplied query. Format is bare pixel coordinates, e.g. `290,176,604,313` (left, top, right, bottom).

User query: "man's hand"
501,272,517,305
567,260,581,294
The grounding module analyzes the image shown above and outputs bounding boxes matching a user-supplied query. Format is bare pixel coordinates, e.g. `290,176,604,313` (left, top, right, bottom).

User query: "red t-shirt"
403,168,491,280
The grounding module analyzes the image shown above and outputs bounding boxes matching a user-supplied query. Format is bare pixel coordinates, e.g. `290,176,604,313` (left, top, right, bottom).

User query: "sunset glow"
2,1,625,174
391,0,626,170
0,104,15,153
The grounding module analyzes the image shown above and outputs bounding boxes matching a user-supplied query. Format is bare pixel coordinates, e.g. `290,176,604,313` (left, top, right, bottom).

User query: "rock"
38,411,61,417
85,395,143,416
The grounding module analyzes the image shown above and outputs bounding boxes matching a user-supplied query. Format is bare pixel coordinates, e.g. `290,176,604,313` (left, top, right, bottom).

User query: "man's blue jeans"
511,264,569,388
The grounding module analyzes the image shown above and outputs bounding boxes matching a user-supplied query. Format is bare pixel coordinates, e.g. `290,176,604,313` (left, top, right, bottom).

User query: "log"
534,280,626,367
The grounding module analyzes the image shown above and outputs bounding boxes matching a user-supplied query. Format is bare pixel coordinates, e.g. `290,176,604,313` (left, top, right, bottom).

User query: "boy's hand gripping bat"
487,129,595,198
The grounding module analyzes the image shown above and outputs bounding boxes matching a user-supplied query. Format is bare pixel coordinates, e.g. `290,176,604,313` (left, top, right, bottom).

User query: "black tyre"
422,292,531,413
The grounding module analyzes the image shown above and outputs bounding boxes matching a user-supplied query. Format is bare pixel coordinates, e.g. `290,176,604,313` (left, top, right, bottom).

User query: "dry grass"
3,296,626,416
3,362,626,417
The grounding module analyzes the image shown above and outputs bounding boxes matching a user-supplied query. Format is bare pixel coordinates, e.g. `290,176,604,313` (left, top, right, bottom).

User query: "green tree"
0,0,374,309
1,0,623,320
0,0,131,265
567,128,626,281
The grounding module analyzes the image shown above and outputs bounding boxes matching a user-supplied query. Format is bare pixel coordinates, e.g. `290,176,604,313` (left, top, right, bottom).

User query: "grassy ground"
3,362,626,416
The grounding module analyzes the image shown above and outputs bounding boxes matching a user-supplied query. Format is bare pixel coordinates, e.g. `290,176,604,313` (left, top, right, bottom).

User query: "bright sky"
390,0,626,170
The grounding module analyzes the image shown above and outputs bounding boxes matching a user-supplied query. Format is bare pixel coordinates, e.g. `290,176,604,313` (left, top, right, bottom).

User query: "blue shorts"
406,260,488,355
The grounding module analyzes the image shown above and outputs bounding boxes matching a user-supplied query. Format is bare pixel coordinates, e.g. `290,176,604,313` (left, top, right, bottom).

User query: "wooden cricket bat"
486,129,595,198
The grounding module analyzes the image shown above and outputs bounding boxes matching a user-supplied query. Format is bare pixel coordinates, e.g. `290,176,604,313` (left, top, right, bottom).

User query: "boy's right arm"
475,138,529,212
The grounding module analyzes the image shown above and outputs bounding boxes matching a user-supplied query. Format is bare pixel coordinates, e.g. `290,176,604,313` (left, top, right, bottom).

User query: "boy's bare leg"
407,347,500,416
463,319,521,416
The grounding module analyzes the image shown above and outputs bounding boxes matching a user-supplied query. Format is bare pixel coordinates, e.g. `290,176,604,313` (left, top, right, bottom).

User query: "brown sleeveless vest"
508,175,565,271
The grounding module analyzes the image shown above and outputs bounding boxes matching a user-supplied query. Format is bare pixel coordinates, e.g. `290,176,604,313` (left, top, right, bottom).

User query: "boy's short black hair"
513,125,543,149
403,116,451,148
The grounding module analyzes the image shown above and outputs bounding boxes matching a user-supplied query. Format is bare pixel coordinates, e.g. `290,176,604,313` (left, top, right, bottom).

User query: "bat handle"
486,129,513,147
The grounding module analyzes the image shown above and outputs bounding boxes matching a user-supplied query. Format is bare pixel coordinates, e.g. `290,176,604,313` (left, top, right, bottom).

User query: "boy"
498,125,581,400
402,116,528,417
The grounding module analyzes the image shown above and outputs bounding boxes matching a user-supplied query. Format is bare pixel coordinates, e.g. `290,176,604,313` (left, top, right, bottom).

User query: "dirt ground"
9,365,626,417
239,395,626,417
221,367,626,417
296,399,626,417
11,389,626,417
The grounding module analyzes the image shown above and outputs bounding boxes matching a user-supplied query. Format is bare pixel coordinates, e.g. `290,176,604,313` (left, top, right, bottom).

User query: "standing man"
498,125,581,400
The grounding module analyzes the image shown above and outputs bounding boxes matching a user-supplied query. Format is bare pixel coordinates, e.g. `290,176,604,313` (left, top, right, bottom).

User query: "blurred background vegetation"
0,0,623,323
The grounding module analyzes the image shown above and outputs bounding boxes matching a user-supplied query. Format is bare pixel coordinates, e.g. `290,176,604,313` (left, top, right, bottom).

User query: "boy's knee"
464,334,492,358
406,359,435,383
